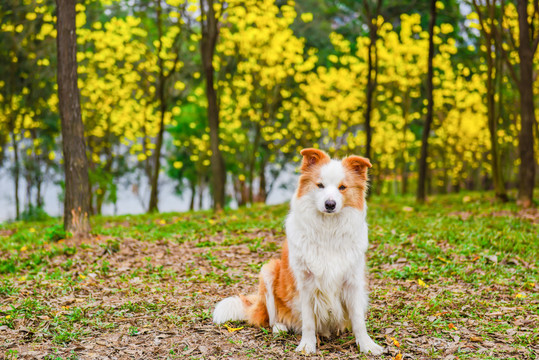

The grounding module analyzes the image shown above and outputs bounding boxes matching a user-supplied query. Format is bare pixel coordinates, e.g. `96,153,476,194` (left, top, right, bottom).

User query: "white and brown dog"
213,148,383,355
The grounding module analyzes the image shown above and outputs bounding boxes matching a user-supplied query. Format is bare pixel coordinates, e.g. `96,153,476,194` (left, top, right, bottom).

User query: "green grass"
0,191,537,359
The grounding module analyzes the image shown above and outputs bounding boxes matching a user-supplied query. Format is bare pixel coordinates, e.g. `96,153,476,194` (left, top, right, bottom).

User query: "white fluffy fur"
213,296,246,324
287,161,383,355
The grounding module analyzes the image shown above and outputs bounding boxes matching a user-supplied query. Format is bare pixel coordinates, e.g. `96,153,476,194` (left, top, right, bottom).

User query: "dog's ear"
342,156,372,179
300,148,330,172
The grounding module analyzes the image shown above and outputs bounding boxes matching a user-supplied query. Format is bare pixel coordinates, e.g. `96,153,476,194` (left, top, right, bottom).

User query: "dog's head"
296,148,372,214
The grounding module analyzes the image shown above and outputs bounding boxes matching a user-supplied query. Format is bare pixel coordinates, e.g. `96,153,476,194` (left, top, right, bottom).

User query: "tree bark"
248,123,261,204
362,0,382,160
516,0,536,207
10,131,20,219
189,180,196,211
257,157,267,202
472,0,509,201
56,0,91,236
486,2,508,201
486,34,507,201
36,174,43,208
148,89,166,213
200,0,226,211
417,0,436,203
198,177,204,210
148,0,165,213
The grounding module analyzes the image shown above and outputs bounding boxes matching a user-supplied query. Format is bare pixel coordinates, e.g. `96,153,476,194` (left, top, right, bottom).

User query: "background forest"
0,1,538,358
0,0,538,223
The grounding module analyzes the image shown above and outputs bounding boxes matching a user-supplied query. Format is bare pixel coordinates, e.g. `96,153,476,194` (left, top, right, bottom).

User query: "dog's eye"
339,185,346,191
317,183,324,189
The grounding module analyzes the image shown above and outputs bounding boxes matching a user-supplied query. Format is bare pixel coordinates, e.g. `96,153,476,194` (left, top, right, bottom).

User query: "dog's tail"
212,295,247,323
212,293,268,326
213,258,286,327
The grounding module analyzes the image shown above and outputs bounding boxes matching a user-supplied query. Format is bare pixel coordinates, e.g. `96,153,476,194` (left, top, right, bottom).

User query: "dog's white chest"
286,205,368,331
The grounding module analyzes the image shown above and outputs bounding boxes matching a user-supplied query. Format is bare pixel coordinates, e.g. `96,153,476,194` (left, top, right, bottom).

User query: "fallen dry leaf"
437,256,450,263
435,311,450,316
224,323,244,333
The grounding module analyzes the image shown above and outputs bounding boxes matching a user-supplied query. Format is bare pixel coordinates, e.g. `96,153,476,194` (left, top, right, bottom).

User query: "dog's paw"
272,323,288,334
296,339,316,354
358,339,384,355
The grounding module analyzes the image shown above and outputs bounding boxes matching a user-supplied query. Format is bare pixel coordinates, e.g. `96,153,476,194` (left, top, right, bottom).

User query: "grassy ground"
0,191,537,359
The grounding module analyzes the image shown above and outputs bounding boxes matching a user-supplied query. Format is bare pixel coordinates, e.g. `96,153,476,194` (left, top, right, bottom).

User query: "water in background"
0,169,296,222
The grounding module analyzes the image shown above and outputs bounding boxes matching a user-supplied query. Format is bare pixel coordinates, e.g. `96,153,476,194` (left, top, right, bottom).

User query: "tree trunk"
25,170,32,210
198,177,204,210
189,180,196,211
516,0,536,207
36,175,43,208
417,0,436,203
472,0,508,202
248,123,261,204
148,0,166,213
486,46,507,200
362,0,382,160
10,131,20,219
200,0,226,211
401,96,410,195
148,101,166,212
486,5,508,201
257,158,267,202
56,0,91,236
364,35,375,161
96,193,104,215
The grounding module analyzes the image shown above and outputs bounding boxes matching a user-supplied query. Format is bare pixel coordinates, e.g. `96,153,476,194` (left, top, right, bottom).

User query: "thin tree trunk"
200,0,226,211
198,177,204,210
365,35,375,161
237,179,247,206
486,4,508,201
148,101,166,212
36,175,43,208
427,167,432,195
516,0,536,207
10,131,20,219
88,157,96,215
189,180,196,211
401,96,410,195
417,0,436,203
486,42,507,200
25,171,32,210
363,0,382,160
248,123,261,204
56,0,91,236
148,0,167,213
96,193,104,215
473,0,508,202
32,132,44,208
257,158,267,202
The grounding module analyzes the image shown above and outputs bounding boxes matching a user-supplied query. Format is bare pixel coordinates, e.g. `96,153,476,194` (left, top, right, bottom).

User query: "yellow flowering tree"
0,0,58,219
218,0,316,203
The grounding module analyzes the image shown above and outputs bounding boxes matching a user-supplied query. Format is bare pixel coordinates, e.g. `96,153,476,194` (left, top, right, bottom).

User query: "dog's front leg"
296,290,316,354
345,278,383,355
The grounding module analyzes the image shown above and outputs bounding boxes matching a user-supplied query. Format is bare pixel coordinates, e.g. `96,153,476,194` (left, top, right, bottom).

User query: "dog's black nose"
325,200,336,211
